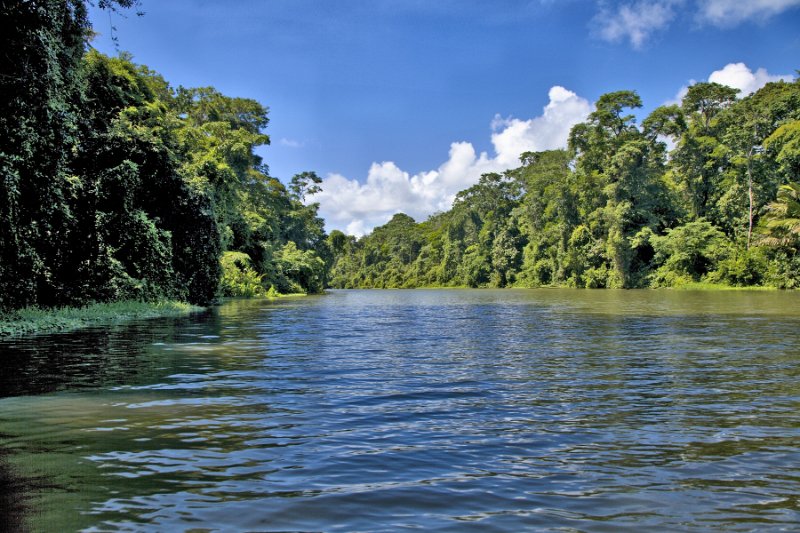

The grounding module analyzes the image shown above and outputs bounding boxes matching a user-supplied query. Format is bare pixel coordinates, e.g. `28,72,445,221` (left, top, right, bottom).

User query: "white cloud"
492,86,594,166
310,86,592,236
697,0,800,26
593,0,682,48
708,62,793,96
592,0,800,48
279,137,304,148
668,63,792,105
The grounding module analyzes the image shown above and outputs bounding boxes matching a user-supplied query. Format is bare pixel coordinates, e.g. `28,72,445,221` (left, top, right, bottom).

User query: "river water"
1,289,800,531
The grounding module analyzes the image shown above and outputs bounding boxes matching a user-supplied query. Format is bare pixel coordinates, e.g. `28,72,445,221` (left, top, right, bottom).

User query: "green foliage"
0,0,89,309
0,300,201,338
329,79,800,291
649,220,731,286
220,252,267,297
762,251,800,289
277,242,326,294
766,121,800,180
757,182,800,250
681,82,739,132
707,248,768,286
290,171,323,201
0,4,331,312
3,3,798,304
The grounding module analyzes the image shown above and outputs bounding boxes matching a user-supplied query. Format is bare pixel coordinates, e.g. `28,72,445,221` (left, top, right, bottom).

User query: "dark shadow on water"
0,310,217,399
0,447,28,533
0,298,292,531
0,309,221,531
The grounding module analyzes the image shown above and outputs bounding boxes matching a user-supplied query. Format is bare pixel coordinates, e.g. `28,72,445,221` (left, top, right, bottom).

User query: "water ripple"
2,289,800,531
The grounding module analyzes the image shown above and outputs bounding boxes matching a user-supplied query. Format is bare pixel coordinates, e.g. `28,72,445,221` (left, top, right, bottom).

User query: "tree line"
1,0,330,311
328,79,800,289
3,2,799,310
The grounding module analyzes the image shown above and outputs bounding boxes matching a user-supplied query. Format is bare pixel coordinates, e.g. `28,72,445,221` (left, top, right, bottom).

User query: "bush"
583,264,609,288
278,242,326,294
650,220,731,287
220,252,267,297
763,251,800,289
707,248,768,286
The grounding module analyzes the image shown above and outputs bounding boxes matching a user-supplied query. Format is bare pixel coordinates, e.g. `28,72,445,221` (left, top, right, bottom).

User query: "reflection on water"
1,290,800,531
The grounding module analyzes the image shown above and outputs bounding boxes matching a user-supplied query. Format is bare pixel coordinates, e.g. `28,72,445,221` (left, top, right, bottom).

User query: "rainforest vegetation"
328,81,800,289
1,0,329,313
2,2,800,318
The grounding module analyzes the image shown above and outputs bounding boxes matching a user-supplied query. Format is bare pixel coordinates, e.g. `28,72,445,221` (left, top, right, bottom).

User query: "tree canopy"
2,1,799,309
329,78,800,290
0,1,330,310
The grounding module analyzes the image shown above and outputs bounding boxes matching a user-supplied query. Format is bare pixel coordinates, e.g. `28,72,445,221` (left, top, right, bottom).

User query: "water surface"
2,289,800,531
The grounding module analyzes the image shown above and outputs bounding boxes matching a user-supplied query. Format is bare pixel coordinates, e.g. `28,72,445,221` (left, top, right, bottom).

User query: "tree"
0,1,340,309
723,103,771,248
68,51,223,305
513,150,575,286
278,242,326,294
758,182,800,250
289,171,323,201
681,82,739,133
569,90,643,178
568,90,674,287
714,81,800,244
760,120,800,251
0,0,142,309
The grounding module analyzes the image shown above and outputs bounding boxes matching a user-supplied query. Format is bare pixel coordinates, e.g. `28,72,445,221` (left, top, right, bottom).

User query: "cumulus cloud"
669,63,793,104
592,0,682,48
310,86,592,236
708,62,794,96
491,86,595,166
696,0,800,26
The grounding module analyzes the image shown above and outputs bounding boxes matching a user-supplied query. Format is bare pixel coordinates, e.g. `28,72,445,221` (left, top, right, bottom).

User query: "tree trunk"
747,146,754,250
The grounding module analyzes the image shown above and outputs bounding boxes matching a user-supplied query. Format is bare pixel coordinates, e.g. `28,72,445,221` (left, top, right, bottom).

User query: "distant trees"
329,77,800,290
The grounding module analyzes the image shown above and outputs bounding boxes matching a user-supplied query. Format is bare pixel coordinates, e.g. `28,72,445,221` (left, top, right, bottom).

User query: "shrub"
650,220,731,287
220,251,267,297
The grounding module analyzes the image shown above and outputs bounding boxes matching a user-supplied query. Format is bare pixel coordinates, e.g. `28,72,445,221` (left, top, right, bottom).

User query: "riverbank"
0,300,205,338
660,281,780,291
329,282,785,291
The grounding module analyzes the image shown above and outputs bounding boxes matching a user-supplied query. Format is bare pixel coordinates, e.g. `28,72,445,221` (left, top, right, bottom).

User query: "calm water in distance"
2,289,800,531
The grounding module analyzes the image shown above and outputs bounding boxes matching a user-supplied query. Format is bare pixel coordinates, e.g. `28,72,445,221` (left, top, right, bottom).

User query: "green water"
1,289,800,531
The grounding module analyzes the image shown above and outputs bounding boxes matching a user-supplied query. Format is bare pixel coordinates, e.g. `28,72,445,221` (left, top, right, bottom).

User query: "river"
1,289,800,531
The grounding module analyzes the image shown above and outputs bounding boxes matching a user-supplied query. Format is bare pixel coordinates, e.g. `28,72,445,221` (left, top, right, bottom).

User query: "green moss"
0,300,204,338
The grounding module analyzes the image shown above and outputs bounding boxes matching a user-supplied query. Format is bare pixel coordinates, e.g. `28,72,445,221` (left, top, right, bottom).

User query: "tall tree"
0,0,136,308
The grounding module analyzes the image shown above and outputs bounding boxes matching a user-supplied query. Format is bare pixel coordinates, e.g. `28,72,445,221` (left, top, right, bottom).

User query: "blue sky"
88,0,800,235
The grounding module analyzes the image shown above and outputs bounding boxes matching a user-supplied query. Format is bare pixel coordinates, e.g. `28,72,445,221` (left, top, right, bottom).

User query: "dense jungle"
3,1,800,317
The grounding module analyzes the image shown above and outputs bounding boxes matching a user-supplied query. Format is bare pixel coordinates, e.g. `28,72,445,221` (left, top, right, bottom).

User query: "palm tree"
758,182,800,250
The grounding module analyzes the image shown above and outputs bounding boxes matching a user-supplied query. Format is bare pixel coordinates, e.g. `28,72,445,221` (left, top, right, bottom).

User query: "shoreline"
0,284,784,338
0,293,312,338
327,283,784,291
0,300,206,338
